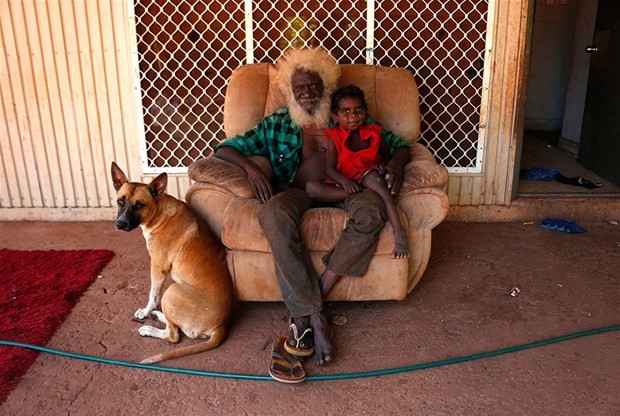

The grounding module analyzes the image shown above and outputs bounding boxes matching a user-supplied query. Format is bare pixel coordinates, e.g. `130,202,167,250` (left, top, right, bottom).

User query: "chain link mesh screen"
134,0,489,173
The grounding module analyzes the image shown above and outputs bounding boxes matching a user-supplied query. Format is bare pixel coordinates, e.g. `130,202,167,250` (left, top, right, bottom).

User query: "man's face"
291,70,324,115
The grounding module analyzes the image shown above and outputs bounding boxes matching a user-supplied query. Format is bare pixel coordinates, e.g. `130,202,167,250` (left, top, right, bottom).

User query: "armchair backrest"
223,63,421,143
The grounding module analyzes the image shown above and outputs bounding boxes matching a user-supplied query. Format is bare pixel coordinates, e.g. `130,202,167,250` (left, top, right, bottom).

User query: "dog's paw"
134,308,150,320
138,325,165,339
138,325,155,337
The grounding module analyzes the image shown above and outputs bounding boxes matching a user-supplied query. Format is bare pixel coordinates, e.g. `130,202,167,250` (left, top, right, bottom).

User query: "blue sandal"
541,218,586,233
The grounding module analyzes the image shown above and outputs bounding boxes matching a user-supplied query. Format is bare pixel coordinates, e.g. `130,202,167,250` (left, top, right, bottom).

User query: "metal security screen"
132,0,490,173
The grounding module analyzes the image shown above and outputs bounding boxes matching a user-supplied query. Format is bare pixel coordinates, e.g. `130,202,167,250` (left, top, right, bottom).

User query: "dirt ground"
1,220,619,416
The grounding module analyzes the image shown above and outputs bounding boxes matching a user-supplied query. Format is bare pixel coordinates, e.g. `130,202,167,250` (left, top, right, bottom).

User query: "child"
306,85,409,259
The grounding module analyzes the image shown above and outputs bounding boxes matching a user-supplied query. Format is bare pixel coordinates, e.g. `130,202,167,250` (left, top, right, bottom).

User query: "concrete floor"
1,220,619,415
518,132,620,196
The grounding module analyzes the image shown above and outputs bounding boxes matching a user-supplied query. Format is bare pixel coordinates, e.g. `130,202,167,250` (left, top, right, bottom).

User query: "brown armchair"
186,63,449,301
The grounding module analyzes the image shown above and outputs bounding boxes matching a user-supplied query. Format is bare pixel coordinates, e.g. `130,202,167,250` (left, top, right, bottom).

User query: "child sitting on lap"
306,84,409,259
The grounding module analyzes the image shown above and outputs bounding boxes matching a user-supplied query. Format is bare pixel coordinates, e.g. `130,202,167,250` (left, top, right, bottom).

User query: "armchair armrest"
399,143,449,196
188,155,273,199
188,143,446,199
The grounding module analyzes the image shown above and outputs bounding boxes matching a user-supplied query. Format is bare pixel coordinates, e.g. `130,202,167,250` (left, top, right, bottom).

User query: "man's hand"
245,163,273,203
383,147,410,195
214,146,273,203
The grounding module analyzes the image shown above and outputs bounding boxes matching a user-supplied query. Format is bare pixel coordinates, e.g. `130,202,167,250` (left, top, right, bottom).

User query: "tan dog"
111,162,234,364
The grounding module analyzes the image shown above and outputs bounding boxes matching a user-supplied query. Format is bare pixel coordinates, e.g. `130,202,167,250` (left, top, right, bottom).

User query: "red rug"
0,249,114,404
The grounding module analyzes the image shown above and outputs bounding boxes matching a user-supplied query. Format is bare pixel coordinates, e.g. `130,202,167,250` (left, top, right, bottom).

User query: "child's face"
332,96,366,131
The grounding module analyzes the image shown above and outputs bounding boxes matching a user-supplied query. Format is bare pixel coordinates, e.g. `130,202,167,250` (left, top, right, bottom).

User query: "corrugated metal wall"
0,0,191,220
0,0,530,221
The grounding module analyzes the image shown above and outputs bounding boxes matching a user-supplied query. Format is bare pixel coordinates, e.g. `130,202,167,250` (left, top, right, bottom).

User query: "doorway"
519,0,620,196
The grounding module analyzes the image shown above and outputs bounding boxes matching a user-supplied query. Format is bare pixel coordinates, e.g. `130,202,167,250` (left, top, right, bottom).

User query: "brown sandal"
284,319,315,357
269,336,306,383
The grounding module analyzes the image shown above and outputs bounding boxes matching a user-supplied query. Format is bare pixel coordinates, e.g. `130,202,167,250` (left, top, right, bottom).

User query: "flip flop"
269,336,306,384
284,319,315,357
541,218,587,234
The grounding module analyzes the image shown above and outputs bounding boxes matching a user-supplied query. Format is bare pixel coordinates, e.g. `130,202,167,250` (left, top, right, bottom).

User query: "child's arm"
326,139,361,194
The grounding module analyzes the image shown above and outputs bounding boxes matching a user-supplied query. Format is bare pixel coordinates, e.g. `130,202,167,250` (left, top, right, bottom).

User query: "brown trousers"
257,188,387,317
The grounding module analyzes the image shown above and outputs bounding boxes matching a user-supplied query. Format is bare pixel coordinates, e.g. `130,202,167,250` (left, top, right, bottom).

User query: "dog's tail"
140,327,227,364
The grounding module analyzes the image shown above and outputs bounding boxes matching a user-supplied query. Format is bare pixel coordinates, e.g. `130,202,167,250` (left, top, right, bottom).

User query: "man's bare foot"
309,312,333,365
392,233,409,259
320,268,341,296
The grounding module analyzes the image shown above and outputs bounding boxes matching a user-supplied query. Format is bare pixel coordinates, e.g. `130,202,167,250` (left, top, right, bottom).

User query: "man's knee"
257,190,309,232
257,204,278,231
258,197,290,231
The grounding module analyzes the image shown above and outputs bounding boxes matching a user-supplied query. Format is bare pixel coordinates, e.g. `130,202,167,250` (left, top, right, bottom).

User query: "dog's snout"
115,210,136,232
115,218,131,231
115,200,140,231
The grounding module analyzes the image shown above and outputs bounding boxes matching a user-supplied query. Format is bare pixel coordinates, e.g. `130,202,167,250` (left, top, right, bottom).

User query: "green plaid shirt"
215,107,409,190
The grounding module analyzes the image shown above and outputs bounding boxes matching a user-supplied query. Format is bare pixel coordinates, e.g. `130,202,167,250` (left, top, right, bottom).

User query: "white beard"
288,96,332,128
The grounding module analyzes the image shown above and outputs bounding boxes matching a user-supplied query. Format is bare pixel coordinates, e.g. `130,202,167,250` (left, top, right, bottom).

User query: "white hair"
275,47,341,127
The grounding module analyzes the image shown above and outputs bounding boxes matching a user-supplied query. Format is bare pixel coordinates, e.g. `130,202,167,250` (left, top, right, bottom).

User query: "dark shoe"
554,173,602,189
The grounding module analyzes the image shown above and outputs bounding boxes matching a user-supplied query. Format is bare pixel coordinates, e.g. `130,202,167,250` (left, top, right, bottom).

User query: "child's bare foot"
392,233,409,259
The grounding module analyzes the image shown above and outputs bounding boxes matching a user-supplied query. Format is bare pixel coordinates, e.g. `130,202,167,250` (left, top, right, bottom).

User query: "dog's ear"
148,172,168,200
111,162,128,191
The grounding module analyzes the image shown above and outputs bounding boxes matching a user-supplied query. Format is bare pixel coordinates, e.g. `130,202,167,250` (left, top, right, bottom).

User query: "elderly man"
214,47,410,365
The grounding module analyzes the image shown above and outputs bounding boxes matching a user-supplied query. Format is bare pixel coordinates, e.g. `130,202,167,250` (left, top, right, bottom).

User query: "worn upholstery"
186,63,449,301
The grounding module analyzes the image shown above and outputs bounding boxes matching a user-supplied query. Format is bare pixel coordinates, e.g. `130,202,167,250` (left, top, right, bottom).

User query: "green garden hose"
1,324,618,382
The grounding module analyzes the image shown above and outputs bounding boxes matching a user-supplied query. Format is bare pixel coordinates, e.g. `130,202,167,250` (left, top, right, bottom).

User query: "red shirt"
326,123,383,182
